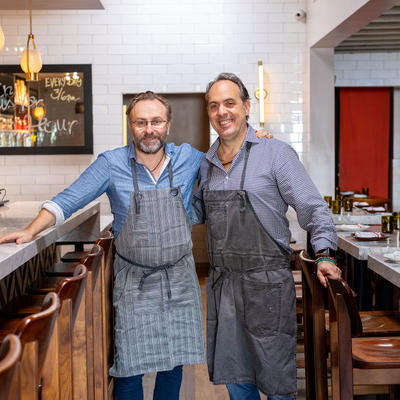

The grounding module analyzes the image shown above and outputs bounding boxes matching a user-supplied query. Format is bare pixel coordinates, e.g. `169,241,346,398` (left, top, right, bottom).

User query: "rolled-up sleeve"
50,153,111,220
273,144,337,252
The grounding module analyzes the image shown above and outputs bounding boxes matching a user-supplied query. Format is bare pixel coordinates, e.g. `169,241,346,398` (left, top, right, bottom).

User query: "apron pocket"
241,278,282,337
167,264,197,308
205,205,227,241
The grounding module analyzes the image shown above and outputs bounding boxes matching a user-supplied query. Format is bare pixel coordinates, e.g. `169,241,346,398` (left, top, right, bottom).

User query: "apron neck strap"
130,154,174,214
240,142,252,190
167,159,174,187
207,141,252,190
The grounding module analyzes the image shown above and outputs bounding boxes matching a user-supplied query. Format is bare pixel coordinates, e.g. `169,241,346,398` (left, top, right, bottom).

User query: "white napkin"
384,251,400,262
354,201,369,206
365,206,386,212
354,232,384,239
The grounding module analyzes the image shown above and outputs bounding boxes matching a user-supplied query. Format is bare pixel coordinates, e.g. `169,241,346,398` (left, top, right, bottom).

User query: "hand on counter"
0,229,35,244
316,260,342,288
0,208,55,245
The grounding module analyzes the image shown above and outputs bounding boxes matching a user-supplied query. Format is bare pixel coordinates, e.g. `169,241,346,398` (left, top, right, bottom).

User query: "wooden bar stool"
327,277,400,399
46,244,106,400
48,236,114,400
4,266,88,400
0,292,60,400
300,251,400,399
0,334,22,400
59,230,113,263
29,265,88,400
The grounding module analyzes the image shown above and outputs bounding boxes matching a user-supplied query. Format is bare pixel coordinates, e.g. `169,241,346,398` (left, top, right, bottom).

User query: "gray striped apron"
109,158,205,377
203,142,297,397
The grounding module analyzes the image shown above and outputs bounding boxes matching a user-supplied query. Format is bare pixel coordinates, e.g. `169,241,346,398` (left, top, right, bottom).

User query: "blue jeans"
114,365,183,400
227,383,296,400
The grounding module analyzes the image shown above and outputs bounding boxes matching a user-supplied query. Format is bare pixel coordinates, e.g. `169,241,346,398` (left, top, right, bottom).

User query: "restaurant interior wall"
334,51,400,210
0,0,307,213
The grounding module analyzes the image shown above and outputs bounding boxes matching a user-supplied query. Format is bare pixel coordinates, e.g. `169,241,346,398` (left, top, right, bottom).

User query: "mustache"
142,134,159,140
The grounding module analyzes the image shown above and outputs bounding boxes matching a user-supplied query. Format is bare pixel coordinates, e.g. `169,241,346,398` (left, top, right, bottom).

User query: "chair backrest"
80,244,104,282
56,264,88,325
299,250,329,400
327,278,363,337
96,230,114,269
0,334,22,400
327,277,364,400
13,292,60,375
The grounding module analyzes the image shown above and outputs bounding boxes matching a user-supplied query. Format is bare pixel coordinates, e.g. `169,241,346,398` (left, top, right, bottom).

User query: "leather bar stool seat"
0,334,22,400
0,293,60,400
59,230,113,264
328,277,400,398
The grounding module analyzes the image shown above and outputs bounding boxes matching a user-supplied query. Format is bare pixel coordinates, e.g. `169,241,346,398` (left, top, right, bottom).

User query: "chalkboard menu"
0,64,92,155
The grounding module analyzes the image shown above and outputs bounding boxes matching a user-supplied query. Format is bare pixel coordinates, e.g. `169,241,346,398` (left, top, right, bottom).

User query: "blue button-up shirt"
193,125,337,254
50,143,204,236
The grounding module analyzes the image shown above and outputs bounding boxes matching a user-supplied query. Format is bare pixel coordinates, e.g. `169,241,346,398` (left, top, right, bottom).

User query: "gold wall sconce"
20,0,42,81
254,61,267,127
0,26,5,51
122,104,128,146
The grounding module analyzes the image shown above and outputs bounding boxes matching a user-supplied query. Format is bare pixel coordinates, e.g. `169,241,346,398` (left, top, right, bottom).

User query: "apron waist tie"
138,265,173,298
116,251,188,299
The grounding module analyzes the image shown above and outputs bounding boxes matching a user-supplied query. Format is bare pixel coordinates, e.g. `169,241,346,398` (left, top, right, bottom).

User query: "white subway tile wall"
0,0,307,208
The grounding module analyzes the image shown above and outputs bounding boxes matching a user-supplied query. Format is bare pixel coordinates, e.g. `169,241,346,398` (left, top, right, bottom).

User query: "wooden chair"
47,238,112,400
4,265,88,400
31,264,89,400
299,251,400,400
58,230,113,263
0,334,22,400
0,292,60,400
327,277,400,399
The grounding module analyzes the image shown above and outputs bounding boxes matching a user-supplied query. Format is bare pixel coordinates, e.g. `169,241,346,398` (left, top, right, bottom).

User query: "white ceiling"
336,5,400,52
0,0,104,9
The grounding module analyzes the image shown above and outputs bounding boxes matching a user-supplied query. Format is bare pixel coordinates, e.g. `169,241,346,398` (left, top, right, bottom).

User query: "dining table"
336,223,400,310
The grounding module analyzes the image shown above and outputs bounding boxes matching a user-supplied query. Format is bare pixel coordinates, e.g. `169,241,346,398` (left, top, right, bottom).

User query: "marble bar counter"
368,254,400,288
337,225,400,261
0,201,100,281
331,208,391,225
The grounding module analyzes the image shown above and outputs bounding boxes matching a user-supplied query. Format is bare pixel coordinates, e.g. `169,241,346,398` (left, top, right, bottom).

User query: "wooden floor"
142,267,306,400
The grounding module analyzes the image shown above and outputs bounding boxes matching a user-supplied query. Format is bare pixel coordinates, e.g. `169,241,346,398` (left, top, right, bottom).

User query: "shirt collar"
205,124,259,163
128,142,175,160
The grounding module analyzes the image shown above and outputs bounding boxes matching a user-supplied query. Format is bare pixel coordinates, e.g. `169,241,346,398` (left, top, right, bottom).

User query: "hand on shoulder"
255,129,273,139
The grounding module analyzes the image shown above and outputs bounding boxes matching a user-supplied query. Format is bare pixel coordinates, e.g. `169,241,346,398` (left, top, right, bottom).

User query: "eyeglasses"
131,119,168,129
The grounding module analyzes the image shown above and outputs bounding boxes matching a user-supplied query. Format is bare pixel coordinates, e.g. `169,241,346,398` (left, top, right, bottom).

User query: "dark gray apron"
109,158,204,378
203,142,297,397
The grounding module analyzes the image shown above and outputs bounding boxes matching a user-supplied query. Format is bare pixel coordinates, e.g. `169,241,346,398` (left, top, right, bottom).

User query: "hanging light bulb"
0,26,5,51
20,0,42,81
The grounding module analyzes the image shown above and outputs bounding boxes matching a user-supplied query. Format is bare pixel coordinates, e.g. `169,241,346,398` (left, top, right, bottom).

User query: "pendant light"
0,26,5,51
20,0,42,81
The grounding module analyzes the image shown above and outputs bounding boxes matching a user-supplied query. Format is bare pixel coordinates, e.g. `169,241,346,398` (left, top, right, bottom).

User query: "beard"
135,131,168,154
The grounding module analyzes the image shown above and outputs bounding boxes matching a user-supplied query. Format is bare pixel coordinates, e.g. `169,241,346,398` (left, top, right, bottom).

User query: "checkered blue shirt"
193,125,337,254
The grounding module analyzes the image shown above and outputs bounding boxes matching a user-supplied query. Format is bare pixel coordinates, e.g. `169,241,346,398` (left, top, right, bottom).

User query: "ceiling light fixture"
20,0,42,81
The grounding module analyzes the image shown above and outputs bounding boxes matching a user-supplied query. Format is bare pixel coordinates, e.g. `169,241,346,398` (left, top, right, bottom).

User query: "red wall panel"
339,87,390,198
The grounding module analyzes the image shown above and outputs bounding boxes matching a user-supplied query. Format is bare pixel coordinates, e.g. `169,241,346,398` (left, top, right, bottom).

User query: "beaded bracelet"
315,256,337,266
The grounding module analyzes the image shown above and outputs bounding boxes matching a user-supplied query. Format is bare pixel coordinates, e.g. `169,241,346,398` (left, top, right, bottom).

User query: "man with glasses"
0,91,205,400
193,73,340,400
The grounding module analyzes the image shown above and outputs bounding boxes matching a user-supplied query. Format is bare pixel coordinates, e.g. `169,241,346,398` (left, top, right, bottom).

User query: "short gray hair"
205,72,250,104
126,91,172,121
